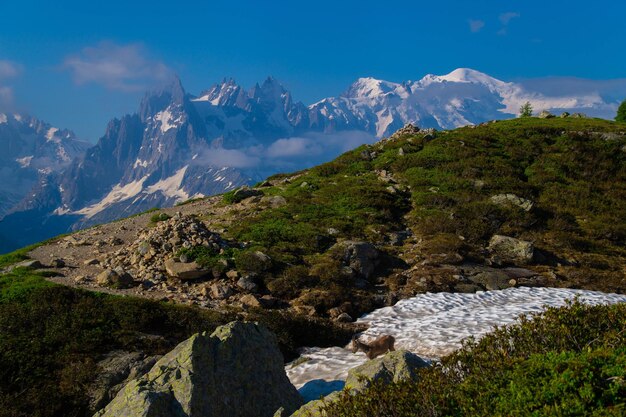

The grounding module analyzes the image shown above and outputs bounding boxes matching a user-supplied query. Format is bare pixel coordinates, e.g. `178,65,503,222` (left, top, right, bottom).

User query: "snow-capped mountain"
0,68,621,253
0,113,88,217
309,68,619,137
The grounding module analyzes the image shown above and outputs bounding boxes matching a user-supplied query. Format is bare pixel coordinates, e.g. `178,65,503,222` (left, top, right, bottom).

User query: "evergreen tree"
519,101,533,118
616,99,626,122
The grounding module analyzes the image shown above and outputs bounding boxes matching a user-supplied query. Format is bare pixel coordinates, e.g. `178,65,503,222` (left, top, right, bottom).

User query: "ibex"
351,334,395,359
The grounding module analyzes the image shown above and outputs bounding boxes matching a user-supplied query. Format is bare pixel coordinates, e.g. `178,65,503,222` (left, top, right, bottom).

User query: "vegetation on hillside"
323,300,626,416
0,268,352,417
218,117,626,315
617,99,626,123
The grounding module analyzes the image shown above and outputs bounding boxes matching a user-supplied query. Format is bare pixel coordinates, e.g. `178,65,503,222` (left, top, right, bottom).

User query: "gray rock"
231,186,263,203
164,259,209,280
335,313,353,323
490,193,534,212
487,235,534,265
345,350,429,392
84,258,100,266
240,294,262,308
538,110,555,119
210,282,234,299
14,259,44,269
94,322,303,417
468,270,514,291
237,276,259,292
50,258,66,268
96,269,135,289
262,195,287,208
88,351,160,412
334,241,380,279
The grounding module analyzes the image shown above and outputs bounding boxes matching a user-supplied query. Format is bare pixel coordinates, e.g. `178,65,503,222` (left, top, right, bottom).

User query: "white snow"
286,287,626,389
46,127,59,141
15,156,33,168
13,114,21,121
145,166,189,201
0,113,6,124
154,109,184,133
76,176,148,218
133,159,149,169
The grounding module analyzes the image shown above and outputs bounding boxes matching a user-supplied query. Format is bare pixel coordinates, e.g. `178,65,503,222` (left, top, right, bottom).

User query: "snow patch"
0,114,6,124
76,176,148,218
46,127,59,141
154,109,184,133
15,156,33,168
133,159,149,168
145,166,189,202
286,287,626,389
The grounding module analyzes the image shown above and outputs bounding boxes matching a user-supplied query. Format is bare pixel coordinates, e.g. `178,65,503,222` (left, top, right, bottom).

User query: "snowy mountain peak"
344,77,403,100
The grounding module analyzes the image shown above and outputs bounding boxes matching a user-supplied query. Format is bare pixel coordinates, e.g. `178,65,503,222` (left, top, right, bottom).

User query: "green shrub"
149,212,171,224
324,300,626,417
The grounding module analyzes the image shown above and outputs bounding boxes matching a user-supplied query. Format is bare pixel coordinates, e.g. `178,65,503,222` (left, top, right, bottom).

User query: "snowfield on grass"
286,287,626,389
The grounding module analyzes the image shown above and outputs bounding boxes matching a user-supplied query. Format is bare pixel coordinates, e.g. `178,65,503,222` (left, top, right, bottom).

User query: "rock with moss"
94,321,303,417
490,193,534,212
344,350,430,392
487,235,534,265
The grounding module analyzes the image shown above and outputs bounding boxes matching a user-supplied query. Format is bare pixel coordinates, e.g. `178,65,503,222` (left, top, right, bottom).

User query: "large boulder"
487,235,534,265
286,350,429,417
334,241,380,279
164,259,209,280
345,350,429,392
94,322,303,417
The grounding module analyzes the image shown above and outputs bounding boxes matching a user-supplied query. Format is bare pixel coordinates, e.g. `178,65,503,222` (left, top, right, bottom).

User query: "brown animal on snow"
351,334,395,359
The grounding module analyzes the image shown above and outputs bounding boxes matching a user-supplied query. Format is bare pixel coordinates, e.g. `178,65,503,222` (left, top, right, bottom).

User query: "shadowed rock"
94,321,303,417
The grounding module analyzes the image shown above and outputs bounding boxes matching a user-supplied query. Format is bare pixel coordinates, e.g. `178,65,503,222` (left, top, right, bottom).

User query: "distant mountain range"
0,68,622,252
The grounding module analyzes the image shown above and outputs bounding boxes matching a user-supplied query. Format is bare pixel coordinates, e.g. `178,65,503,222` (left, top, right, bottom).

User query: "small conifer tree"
519,101,533,118
616,99,626,122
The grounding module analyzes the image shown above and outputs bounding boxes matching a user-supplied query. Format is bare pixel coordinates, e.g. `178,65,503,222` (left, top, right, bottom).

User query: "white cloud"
499,12,520,25
0,60,21,109
498,12,520,35
468,19,485,33
63,42,173,91
190,130,376,172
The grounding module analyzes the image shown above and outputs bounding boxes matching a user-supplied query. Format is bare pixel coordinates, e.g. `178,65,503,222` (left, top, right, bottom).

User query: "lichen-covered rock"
490,193,534,212
488,235,534,265
288,391,342,417
345,350,429,392
94,322,303,417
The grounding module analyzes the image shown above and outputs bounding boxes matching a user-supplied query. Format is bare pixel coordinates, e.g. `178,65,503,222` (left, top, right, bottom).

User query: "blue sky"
1,0,625,141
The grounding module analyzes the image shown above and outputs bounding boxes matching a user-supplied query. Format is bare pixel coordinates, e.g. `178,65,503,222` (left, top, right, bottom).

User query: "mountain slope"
1,69,623,253
0,113,88,216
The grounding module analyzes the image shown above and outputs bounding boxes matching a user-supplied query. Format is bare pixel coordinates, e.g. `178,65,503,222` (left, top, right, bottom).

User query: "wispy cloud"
62,42,174,91
191,131,376,172
498,12,520,35
468,19,485,33
0,60,21,109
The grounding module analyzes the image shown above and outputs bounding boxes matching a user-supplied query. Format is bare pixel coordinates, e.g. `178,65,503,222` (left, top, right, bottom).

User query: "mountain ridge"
0,68,623,253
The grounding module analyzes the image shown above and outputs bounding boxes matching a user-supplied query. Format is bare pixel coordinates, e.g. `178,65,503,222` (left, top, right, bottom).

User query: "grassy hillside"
215,117,626,314
322,300,626,416
0,268,351,417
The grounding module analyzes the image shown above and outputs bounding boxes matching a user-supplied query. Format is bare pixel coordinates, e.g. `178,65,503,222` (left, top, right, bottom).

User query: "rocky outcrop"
487,235,534,265
101,214,227,285
94,321,303,417
334,241,380,279
344,349,429,392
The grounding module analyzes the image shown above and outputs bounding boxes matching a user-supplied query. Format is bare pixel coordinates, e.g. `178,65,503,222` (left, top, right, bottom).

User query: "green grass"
0,268,352,417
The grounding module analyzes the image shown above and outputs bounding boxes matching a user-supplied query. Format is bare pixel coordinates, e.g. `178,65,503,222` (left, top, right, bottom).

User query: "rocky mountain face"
1,69,621,253
0,113,88,217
